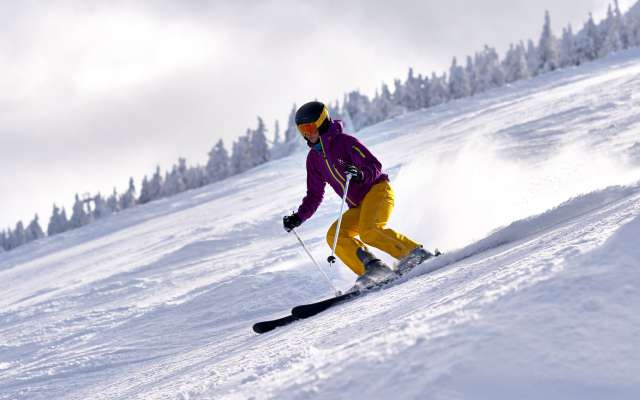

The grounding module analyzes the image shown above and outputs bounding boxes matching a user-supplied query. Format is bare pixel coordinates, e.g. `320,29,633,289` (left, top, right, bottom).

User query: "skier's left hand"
344,165,364,183
283,213,302,232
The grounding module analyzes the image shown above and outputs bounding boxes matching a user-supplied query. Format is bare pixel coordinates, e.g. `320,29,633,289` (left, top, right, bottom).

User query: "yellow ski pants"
326,180,420,276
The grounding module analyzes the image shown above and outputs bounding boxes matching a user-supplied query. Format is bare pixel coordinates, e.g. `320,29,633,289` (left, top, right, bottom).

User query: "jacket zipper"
319,138,356,206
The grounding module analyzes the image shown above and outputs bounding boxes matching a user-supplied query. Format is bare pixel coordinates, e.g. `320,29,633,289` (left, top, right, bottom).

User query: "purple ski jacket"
297,120,389,222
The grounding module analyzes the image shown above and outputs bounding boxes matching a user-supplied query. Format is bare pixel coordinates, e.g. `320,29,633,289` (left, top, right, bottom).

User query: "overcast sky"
0,0,635,230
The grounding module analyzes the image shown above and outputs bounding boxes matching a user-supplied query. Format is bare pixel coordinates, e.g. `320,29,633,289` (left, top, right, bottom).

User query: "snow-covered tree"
428,72,449,107
525,39,539,76
163,162,187,197
624,0,640,47
70,194,91,229
284,103,298,143
185,165,206,190
47,204,68,235
231,132,253,174
138,176,153,204
599,3,623,57
464,56,477,95
12,221,27,248
120,177,137,209
3,228,14,250
206,139,231,182
273,120,281,145
343,90,372,131
474,46,504,92
107,189,120,213
449,57,471,99
371,82,402,122
504,42,530,82
93,194,111,219
538,10,560,73
559,25,577,67
26,215,45,242
250,117,270,166
614,0,631,49
0,230,7,251
149,167,163,200
403,68,423,111
575,13,599,63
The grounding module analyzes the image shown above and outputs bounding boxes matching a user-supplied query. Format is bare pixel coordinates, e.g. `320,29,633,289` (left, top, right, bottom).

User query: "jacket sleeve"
344,135,383,187
297,153,325,222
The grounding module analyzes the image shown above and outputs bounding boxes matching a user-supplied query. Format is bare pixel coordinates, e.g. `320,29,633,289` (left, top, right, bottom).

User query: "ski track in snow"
2,50,640,399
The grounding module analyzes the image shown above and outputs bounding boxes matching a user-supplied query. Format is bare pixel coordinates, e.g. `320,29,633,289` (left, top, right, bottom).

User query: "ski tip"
252,314,299,334
252,322,271,334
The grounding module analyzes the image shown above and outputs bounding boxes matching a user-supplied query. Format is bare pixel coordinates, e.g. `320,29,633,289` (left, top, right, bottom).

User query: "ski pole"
328,172,354,265
291,228,342,296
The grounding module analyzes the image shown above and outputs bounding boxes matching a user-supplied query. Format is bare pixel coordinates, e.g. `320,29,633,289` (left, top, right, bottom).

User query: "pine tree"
392,78,404,110
273,120,281,145
600,3,623,57
343,90,372,130
448,57,471,99
1,229,8,251
187,166,206,189
428,72,449,106
250,117,270,166
60,208,69,232
231,132,253,174
372,83,398,121
464,56,477,95
149,167,163,201
504,42,530,82
576,13,599,63
138,176,152,204
284,103,298,143
47,204,62,236
163,162,187,196
120,177,137,209
614,0,631,49
526,40,539,76
406,68,424,110
559,25,577,67
107,188,120,213
627,2,640,47
538,10,560,73
70,194,90,229
206,139,231,182
474,46,504,92
26,215,45,242
13,221,27,248
93,194,111,219
340,94,356,132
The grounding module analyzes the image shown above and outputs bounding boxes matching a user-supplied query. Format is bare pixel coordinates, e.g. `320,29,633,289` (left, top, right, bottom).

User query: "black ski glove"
344,165,364,183
283,213,302,232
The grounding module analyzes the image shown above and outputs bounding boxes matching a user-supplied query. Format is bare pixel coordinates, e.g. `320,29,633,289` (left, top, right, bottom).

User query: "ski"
253,249,441,333
291,249,442,319
252,314,299,334
291,290,362,319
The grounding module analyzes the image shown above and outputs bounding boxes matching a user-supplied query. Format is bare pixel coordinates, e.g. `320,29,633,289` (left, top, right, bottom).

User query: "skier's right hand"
283,213,302,232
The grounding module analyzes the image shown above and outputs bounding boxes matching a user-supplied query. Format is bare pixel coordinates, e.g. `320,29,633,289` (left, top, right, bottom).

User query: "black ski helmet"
295,101,332,134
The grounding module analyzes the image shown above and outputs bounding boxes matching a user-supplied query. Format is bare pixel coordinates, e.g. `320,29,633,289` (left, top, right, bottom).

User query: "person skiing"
283,101,433,285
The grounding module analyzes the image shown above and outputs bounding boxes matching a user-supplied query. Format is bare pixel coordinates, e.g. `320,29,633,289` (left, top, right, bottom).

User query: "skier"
283,101,433,286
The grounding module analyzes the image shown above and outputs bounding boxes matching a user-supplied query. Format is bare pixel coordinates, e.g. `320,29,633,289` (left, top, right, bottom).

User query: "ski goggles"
297,107,329,138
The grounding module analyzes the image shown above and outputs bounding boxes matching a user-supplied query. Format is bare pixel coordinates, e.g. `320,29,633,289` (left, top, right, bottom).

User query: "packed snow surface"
2,50,640,399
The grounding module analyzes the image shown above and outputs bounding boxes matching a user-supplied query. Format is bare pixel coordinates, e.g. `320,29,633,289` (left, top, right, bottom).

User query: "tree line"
2,1,639,253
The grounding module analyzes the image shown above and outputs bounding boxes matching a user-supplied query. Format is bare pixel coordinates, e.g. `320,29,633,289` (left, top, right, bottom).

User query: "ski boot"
395,246,440,274
355,248,396,289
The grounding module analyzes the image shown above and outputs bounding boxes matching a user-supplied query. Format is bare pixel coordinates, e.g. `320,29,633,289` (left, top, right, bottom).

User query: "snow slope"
2,49,640,399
